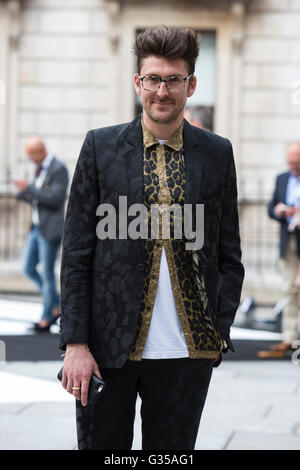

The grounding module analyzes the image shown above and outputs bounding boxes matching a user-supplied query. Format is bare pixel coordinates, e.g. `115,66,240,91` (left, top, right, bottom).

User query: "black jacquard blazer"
59,116,244,368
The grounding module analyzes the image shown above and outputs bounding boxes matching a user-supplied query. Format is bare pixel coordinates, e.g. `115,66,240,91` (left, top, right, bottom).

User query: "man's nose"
157,80,169,98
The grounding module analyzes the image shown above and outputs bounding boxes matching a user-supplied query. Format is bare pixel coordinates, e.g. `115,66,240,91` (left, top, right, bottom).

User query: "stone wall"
14,0,113,179
241,0,300,199
1,0,300,301
238,0,300,299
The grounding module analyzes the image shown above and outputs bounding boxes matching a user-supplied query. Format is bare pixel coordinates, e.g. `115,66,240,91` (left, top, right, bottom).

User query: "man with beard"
59,25,244,450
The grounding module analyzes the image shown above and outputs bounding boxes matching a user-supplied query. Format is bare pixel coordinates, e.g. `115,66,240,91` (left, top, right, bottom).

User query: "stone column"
0,1,9,189
7,0,21,180
104,0,121,124
229,1,246,175
0,0,21,190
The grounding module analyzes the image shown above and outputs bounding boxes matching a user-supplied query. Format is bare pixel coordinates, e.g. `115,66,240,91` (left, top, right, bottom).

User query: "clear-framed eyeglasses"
138,74,193,92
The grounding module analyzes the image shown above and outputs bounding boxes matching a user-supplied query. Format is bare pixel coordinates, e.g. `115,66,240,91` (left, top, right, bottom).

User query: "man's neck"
142,112,184,140
39,153,53,169
37,154,47,165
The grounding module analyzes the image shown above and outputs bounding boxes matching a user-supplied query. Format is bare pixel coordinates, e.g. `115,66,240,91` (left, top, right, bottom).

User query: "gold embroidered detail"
157,145,170,205
192,251,208,310
163,239,195,353
129,241,163,360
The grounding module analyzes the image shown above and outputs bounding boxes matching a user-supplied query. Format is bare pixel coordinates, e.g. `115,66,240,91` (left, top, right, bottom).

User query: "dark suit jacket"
268,171,300,258
59,116,244,368
18,157,69,242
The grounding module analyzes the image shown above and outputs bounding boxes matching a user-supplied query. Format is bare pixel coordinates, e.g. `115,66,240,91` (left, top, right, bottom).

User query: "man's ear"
134,74,142,97
187,75,197,98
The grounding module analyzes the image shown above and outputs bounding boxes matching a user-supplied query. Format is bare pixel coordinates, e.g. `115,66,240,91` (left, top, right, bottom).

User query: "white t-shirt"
142,246,189,359
142,138,189,359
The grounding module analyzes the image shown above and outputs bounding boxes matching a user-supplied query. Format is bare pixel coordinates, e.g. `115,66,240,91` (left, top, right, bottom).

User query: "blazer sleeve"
17,167,69,209
215,139,245,351
268,175,285,223
59,130,99,350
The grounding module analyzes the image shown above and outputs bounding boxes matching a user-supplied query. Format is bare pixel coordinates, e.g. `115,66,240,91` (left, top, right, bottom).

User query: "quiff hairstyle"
133,25,201,75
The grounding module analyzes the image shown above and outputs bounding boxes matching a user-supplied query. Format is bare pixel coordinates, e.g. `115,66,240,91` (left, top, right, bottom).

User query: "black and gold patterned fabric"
59,115,244,369
129,120,221,361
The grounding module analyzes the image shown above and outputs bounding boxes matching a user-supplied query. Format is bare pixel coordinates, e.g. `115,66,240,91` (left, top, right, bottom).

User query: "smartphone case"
57,367,106,404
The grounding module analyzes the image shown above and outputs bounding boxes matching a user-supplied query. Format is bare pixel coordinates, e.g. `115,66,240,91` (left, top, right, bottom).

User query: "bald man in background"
260,142,300,357
13,136,69,331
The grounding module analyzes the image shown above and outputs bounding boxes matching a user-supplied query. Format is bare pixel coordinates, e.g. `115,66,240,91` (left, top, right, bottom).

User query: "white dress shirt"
32,153,55,225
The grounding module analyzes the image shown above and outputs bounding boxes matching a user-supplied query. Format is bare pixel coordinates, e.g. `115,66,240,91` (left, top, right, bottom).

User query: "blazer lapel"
41,157,56,188
125,115,144,206
183,119,205,204
123,116,205,206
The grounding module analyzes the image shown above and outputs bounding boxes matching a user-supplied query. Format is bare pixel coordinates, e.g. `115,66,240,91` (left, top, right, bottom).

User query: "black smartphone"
57,367,106,405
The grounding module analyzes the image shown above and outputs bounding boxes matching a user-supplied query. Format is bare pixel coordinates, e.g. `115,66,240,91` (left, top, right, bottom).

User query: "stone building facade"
1,0,300,300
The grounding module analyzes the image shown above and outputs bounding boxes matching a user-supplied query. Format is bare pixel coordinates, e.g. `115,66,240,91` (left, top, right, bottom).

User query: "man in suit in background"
263,142,300,356
13,136,69,332
59,25,244,450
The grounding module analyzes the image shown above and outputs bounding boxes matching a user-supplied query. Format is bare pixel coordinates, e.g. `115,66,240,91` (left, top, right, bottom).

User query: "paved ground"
0,295,300,450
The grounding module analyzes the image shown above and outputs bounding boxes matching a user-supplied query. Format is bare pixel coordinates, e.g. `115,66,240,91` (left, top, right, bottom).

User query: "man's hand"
274,203,295,219
61,343,102,407
213,337,224,366
13,179,29,192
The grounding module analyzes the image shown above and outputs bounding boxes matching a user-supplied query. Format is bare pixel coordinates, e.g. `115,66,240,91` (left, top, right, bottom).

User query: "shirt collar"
141,117,183,151
40,153,55,170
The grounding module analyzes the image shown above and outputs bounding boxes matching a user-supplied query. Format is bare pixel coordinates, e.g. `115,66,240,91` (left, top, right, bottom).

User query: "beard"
143,98,186,125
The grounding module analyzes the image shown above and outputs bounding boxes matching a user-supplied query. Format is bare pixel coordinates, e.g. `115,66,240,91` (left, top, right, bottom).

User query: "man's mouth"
153,101,173,106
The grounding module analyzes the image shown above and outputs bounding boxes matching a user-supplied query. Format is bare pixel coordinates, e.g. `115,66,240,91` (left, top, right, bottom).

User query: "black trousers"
76,358,214,450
